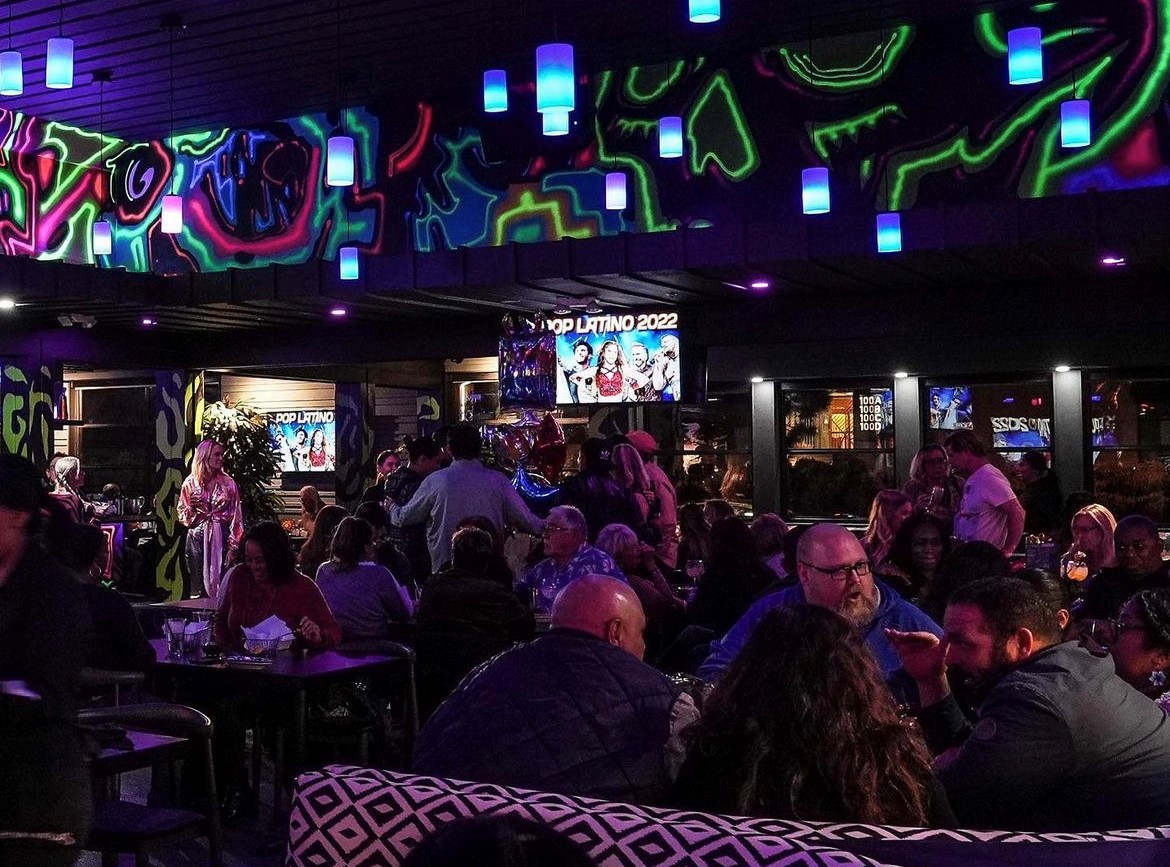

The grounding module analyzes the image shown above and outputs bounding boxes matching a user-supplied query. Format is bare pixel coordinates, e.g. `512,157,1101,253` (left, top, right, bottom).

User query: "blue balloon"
513,462,560,504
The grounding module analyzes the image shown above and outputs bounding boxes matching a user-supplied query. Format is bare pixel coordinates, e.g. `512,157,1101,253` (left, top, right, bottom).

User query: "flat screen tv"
552,310,681,405
268,409,336,472
927,386,973,431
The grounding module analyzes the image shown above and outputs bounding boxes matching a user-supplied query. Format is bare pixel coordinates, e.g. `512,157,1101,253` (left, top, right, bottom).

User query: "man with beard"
650,335,680,400
628,344,659,402
888,578,1170,831
561,338,594,403
697,523,939,694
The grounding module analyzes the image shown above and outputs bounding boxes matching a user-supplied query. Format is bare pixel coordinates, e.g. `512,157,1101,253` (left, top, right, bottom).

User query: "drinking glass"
685,559,704,585
164,618,187,659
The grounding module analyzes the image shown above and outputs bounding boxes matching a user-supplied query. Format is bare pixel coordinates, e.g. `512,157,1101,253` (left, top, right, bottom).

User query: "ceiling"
0,0,1001,142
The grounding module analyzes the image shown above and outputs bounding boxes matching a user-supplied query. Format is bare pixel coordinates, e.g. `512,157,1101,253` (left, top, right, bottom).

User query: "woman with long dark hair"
686,517,774,636
882,512,952,603
296,503,348,581
673,605,953,826
676,502,712,567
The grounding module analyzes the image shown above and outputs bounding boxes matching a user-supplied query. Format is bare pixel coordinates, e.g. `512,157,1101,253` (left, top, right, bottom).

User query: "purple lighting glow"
330,307,347,317
1100,255,1127,267
749,279,770,290
141,317,156,326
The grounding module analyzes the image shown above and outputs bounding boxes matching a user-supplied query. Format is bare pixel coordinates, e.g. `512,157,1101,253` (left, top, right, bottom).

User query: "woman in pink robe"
178,439,244,600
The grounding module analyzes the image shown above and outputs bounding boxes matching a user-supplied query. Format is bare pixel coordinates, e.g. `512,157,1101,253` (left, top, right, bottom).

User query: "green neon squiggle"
624,62,686,104
776,25,913,92
974,12,1089,56
809,104,904,163
686,70,759,181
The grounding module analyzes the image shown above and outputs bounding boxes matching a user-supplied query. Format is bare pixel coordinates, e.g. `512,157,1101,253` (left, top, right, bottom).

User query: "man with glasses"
698,523,940,686
888,577,1170,831
1079,515,1170,622
518,505,626,613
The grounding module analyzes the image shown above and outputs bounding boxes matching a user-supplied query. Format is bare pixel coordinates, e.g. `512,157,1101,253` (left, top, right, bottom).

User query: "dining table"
147,638,405,813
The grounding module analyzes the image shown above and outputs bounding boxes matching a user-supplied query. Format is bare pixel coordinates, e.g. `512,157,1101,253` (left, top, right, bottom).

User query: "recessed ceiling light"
140,317,156,326
1100,255,1126,267
0,297,15,310
750,376,764,383
749,279,770,290
330,307,347,317
894,371,909,379
1054,364,1071,373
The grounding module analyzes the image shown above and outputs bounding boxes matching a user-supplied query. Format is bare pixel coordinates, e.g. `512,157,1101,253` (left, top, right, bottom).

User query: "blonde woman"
178,439,244,600
861,489,912,570
48,454,93,524
611,443,655,523
1061,503,1118,579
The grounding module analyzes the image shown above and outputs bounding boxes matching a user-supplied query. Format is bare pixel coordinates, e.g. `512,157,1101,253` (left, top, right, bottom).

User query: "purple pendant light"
605,170,626,210
161,17,183,234
0,2,22,96
535,42,575,114
92,71,113,257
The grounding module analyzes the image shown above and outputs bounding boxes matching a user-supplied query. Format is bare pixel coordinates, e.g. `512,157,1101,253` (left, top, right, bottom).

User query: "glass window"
1086,376,1170,522
922,380,1053,465
783,387,894,519
671,394,753,512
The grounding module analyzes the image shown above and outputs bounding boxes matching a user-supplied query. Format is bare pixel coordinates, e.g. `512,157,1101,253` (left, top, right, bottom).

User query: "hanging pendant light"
161,16,183,235
92,71,113,257
483,69,508,113
801,167,831,214
0,4,22,96
326,132,355,186
1060,99,1091,148
339,245,359,280
876,212,902,253
542,110,570,136
1007,27,1043,85
659,116,683,158
535,42,574,114
688,0,720,23
46,2,72,89
605,170,627,210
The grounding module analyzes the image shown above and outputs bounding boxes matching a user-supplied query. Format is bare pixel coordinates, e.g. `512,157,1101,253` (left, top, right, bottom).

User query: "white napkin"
242,614,294,642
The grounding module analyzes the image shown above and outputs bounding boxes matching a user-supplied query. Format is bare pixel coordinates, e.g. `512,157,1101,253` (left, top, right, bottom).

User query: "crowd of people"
6,422,1170,865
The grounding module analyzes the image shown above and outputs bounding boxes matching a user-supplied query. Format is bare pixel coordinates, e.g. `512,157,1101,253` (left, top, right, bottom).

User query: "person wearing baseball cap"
0,454,94,864
626,432,679,568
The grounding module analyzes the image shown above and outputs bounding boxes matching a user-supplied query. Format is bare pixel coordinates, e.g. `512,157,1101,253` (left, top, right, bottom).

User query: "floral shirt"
518,544,627,613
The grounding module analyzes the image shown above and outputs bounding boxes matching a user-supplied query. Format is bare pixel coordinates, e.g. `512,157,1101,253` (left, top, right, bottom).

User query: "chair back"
79,702,214,740
336,640,420,747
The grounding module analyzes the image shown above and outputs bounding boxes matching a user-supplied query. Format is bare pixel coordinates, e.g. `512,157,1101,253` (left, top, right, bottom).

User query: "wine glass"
685,559,704,585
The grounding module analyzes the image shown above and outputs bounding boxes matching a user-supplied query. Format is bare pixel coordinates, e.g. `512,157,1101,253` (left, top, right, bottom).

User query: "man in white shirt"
944,431,1026,557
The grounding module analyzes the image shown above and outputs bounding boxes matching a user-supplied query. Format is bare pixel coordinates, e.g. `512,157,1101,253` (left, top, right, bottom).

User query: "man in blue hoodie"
698,523,940,696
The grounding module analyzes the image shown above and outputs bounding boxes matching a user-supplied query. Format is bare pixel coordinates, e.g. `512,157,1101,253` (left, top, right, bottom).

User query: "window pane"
923,380,1052,461
784,387,895,518
1087,377,1170,522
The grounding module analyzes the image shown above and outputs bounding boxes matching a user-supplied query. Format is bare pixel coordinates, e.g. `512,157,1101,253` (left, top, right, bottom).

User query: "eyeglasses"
543,525,574,535
1117,541,1156,553
1109,618,1146,638
800,560,871,583
922,456,948,466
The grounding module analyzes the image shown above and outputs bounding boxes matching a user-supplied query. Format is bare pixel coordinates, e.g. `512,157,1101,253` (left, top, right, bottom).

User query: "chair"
80,666,147,707
79,703,223,867
321,640,420,761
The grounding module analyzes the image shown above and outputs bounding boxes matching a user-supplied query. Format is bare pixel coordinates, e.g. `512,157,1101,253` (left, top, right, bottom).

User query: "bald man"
412,575,698,803
698,523,941,691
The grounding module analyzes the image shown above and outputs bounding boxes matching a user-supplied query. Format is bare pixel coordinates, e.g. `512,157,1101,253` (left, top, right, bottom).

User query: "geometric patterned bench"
285,766,1170,867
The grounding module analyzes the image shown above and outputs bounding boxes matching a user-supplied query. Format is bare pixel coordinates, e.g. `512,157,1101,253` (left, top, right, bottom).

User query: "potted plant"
200,399,282,526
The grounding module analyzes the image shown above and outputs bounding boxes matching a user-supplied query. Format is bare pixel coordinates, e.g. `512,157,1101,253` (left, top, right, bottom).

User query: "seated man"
412,575,698,804
698,523,940,694
888,577,1170,831
1079,515,1170,622
517,505,626,613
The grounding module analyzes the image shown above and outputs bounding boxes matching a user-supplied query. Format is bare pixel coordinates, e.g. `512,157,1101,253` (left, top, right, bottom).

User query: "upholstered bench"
285,765,1170,867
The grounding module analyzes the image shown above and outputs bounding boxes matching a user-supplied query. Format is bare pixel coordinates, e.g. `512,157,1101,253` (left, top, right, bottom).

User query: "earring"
1150,670,1166,689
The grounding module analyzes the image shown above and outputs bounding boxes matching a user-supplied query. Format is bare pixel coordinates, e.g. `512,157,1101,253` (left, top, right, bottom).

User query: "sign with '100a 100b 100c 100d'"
551,311,680,405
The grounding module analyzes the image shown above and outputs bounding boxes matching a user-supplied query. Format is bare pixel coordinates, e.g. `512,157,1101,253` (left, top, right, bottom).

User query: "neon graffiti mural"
0,0,1166,271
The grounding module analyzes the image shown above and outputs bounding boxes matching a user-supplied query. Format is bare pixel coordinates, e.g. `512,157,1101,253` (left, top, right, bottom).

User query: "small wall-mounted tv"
552,310,681,405
268,409,336,472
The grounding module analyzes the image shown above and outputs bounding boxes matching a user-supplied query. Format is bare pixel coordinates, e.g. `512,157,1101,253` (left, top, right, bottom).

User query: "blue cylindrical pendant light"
801,167,831,214
92,220,112,256
339,246,360,280
326,135,355,187
542,111,570,136
876,212,902,253
535,43,574,114
161,195,183,234
1007,27,1043,85
689,0,720,23
45,36,73,89
605,171,627,210
483,69,508,113
0,50,22,95
659,116,683,158
1060,99,1091,148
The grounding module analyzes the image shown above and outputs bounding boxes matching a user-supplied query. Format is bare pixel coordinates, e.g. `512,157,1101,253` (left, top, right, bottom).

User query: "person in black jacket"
557,438,642,542
0,455,94,866
413,575,698,803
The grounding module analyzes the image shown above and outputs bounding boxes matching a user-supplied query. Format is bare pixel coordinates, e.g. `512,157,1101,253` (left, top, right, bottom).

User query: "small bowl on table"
241,637,282,659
